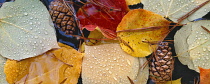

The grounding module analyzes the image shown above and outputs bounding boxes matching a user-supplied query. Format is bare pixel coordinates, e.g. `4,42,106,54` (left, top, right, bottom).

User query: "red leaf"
77,0,129,38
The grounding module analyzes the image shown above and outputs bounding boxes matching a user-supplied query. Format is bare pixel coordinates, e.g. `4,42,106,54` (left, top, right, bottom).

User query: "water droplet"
29,22,32,25
30,17,33,20
203,47,206,51
208,46,210,51
24,12,28,16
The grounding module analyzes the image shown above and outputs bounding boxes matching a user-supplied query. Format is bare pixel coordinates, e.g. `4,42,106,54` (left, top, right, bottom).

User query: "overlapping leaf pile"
4,43,83,84
175,20,210,72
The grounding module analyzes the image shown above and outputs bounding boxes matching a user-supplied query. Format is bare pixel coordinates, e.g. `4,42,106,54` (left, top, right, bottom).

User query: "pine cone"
149,42,174,83
49,0,78,34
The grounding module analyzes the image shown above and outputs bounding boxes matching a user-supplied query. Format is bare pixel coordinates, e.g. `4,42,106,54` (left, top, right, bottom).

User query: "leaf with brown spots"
117,9,171,57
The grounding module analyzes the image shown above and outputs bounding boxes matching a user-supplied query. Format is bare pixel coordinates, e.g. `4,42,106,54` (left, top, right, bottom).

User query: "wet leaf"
77,0,129,38
199,67,210,84
85,27,104,46
165,78,181,84
82,42,139,84
117,9,171,57
0,54,7,84
0,0,59,60
141,0,210,23
175,20,210,72
133,58,149,84
125,0,141,5
4,43,83,84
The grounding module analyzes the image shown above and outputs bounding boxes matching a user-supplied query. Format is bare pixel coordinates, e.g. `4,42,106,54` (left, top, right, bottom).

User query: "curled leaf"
77,0,129,38
0,0,59,60
117,9,170,57
4,43,83,84
175,20,210,72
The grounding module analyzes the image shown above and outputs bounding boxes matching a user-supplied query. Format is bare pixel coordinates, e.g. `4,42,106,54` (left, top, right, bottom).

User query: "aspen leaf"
0,0,59,60
0,54,7,84
117,9,170,57
77,0,129,38
141,0,210,23
82,42,139,84
4,43,83,84
125,0,141,5
199,67,210,84
175,20,210,72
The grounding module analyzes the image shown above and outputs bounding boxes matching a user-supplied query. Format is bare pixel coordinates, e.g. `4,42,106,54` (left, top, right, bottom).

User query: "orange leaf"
200,67,210,84
4,43,83,84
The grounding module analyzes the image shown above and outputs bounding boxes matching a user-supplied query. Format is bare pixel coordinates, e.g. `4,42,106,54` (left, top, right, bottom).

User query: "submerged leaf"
4,43,83,84
82,42,139,84
0,0,59,60
0,54,7,84
199,67,210,84
141,0,210,23
175,20,210,72
117,9,170,57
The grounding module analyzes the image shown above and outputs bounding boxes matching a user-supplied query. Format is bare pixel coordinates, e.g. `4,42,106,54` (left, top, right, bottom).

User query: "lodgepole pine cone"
49,0,78,34
149,42,174,83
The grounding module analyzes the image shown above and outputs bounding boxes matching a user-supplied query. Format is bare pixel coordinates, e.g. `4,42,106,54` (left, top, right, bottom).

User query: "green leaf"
0,0,59,60
175,20,210,72
141,0,210,23
0,54,7,84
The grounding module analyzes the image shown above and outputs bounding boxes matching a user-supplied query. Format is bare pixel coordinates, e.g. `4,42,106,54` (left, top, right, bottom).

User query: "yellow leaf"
117,9,171,57
125,0,141,5
85,27,104,46
4,43,83,84
165,78,181,84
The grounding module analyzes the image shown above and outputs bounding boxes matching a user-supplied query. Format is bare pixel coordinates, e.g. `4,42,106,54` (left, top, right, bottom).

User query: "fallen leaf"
125,0,141,5
133,58,149,84
200,67,210,84
117,9,171,57
82,42,139,84
141,0,210,23
165,78,182,84
77,0,129,38
4,43,83,84
84,27,104,46
175,20,210,72
0,0,59,60
0,54,7,84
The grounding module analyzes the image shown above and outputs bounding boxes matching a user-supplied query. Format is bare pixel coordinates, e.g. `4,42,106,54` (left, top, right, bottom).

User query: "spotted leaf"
4,43,83,84
141,0,210,23
0,0,59,60
117,9,171,57
175,20,210,72
82,41,139,84
0,54,7,84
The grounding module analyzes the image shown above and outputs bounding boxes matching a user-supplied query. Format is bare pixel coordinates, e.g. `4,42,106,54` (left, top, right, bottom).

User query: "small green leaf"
0,0,59,60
